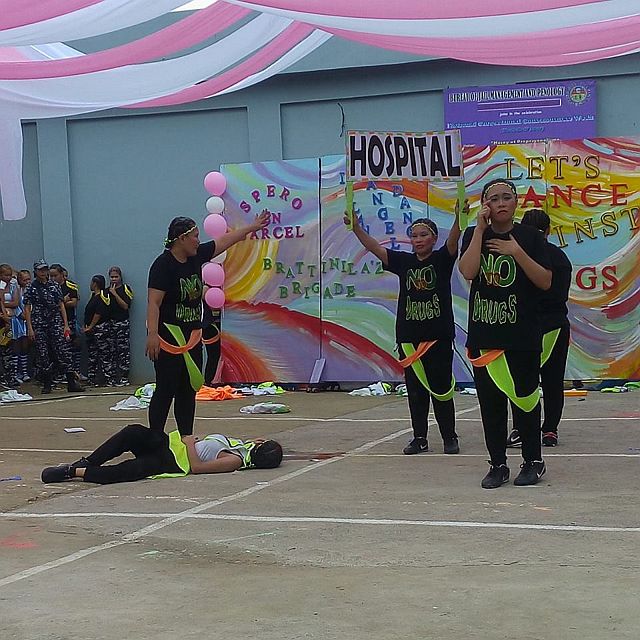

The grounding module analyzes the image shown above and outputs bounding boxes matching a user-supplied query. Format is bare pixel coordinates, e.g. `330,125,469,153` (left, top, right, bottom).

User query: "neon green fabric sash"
165,323,204,392
540,328,561,367
150,430,191,479
481,351,540,413
400,343,456,401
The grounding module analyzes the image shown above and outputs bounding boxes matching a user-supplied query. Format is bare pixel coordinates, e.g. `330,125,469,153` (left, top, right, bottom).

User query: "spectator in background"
49,264,83,380
23,260,84,394
14,270,32,383
0,264,20,386
83,275,114,387
107,266,133,386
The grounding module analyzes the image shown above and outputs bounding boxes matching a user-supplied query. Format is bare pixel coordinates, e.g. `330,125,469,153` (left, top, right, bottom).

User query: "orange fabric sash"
466,348,504,367
159,329,202,355
202,326,220,345
398,341,437,368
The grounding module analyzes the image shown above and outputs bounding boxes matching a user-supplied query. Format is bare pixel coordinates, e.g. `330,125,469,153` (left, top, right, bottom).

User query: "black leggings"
402,340,456,441
472,349,542,466
541,325,570,434
82,424,181,484
148,345,203,436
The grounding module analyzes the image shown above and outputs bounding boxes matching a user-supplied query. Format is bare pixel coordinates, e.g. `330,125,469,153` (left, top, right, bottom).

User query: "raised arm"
446,198,466,257
343,210,388,266
458,205,490,280
213,211,269,257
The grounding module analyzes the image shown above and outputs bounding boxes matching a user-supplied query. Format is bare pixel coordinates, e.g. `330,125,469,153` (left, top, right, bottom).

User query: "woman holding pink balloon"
146,209,268,436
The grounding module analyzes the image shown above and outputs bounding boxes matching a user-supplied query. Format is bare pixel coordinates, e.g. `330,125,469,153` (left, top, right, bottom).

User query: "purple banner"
444,80,596,145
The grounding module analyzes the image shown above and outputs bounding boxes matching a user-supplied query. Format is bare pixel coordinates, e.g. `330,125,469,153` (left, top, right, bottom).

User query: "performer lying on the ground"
41,424,283,484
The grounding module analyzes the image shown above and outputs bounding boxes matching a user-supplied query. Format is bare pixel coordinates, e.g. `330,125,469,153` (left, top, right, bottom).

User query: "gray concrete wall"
2,46,639,382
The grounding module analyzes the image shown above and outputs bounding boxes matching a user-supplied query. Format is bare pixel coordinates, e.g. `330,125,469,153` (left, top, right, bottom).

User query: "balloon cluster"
202,171,227,309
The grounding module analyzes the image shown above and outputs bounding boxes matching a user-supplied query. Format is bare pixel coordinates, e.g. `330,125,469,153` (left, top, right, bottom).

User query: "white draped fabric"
0,0,638,219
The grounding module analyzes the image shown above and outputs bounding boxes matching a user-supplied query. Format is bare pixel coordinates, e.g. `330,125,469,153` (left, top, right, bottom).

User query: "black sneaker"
70,457,91,469
41,464,75,483
481,464,510,489
403,438,428,455
542,432,558,447
443,437,460,454
514,460,546,486
506,429,522,447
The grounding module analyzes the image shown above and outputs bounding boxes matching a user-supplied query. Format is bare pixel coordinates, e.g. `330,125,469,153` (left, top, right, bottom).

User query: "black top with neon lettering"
461,223,550,351
385,246,456,343
540,242,571,332
148,241,216,341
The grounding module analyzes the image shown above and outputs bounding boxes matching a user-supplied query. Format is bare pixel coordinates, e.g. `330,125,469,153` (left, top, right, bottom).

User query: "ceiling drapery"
0,0,637,219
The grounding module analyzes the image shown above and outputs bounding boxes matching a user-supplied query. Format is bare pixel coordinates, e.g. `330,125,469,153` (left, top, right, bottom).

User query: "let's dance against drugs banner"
219,137,639,384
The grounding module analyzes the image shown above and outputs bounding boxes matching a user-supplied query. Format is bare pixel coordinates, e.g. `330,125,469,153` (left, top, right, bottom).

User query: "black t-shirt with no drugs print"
148,241,216,342
460,223,551,351
385,245,456,343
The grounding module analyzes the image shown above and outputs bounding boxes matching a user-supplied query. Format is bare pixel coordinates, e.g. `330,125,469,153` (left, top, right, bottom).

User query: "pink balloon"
202,262,225,287
203,171,227,196
203,213,227,239
205,286,225,309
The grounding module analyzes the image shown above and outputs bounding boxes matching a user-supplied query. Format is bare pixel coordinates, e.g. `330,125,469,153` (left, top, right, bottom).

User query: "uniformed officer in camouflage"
107,266,133,386
23,260,85,394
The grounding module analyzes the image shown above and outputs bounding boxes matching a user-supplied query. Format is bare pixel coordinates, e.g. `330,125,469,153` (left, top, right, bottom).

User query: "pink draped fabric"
131,22,315,108
0,0,102,31
223,0,603,19
325,13,640,67
0,4,251,79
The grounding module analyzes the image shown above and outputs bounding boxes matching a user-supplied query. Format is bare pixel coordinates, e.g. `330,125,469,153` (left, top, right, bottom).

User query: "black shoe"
403,438,428,455
481,463,510,489
542,432,558,447
70,456,91,469
506,429,522,448
41,464,75,483
41,382,52,394
443,437,460,454
66,372,85,393
514,460,546,486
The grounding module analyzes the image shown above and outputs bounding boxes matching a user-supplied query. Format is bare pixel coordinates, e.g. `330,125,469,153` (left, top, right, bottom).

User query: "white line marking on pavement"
2,449,639,458
0,405,477,587
0,415,636,422
2,512,639,534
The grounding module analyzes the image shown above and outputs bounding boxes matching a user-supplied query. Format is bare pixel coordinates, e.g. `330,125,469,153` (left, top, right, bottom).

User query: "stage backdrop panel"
219,158,321,383
219,138,639,384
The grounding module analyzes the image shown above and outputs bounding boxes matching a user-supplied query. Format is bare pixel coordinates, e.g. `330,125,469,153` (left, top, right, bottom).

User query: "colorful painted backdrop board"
219,139,639,384
219,158,321,382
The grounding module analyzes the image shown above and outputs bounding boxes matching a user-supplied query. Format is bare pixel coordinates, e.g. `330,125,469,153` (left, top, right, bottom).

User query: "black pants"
203,322,221,386
402,340,456,442
148,345,202,436
82,424,181,484
473,349,542,466
541,325,570,434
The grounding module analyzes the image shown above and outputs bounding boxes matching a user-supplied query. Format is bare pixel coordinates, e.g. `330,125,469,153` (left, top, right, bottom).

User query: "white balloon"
205,196,225,215
211,250,227,263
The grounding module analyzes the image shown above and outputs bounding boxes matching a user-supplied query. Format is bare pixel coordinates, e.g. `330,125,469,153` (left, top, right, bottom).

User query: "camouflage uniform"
23,279,72,381
108,284,133,385
84,290,115,386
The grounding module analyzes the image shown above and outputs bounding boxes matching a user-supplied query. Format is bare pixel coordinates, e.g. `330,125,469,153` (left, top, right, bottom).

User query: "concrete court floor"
0,387,639,640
